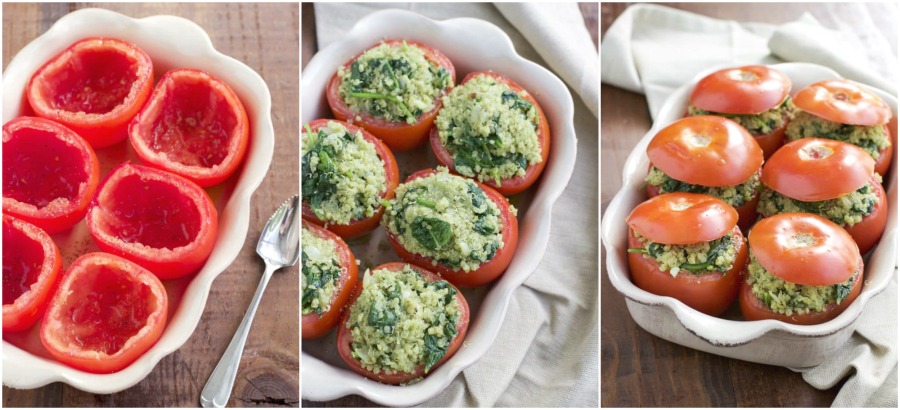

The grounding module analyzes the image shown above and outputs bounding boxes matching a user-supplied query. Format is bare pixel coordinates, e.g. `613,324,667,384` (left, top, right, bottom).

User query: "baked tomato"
302,220,359,339
740,213,863,325
326,39,455,151
301,119,399,239
385,169,518,288
40,252,167,373
129,69,249,187
27,38,153,148
793,80,891,126
627,192,738,245
336,262,469,385
429,71,551,195
690,65,791,115
2,215,62,332
3,117,100,233
87,163,218,279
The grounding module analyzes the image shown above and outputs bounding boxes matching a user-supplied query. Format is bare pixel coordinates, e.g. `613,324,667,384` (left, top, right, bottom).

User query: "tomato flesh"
2,225,44,305
2,215,62,332
103,175,201,248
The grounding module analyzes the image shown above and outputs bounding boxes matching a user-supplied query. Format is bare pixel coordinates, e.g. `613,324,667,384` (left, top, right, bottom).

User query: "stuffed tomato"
740,213,863,325
337,262,469,385
626,193,748,317
644,115,764,232
302,119,399,238
382,168,518,288
302,220,359,339
430,71,550,195
688,65,793,158
326,39,455,151
757,138,887,255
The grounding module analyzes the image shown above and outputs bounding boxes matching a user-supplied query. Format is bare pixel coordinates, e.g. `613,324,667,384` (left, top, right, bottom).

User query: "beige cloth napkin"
601,4,898,407
313,2,599,407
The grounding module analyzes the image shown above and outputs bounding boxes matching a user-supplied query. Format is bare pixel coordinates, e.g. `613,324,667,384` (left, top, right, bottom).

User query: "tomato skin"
336,262,469,385
739,265,862,325
326,39,456,151
843,175,888,255
385,169,518,288
645,170,760,233
627,225,747,317
301,119,400,239
2,215,62,332
793,80,892,126
429,71,551,196
754,120,787,160
627,192,738,245
690,65,791,115
40,252,168,374
302,220,359,340
874,125,893,177
763,138,874,202
26,38,154,148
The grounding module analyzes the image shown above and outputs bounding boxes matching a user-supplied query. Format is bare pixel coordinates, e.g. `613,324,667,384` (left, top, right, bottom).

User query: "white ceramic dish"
601,62,898,368
301,9,577,406
2,9,274,393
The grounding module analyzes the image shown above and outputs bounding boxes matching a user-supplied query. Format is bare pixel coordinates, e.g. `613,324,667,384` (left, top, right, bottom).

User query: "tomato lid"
647,116,763,186
748,213,862,286
690,65,791,114
761,138,874,201
793,80,891,126
626,193,738,245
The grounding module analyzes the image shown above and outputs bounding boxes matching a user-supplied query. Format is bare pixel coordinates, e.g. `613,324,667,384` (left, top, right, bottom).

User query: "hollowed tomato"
386,169,518,288
301,119,399,238
3,117,100,233
40,252,167,373
2,215,62,332
326,39,456,151
430,71,551,196
302,220,359,340
336,262,469,385
129,69,250,187
87,163,218,279
26,38,153,148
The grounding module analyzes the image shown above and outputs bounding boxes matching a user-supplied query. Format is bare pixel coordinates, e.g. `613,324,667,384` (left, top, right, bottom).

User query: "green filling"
688,97,794,135
627,232,737,277
785,110,890,159
757,178,880,227
645,166,760,207
301,226,342,316
747,255,855,315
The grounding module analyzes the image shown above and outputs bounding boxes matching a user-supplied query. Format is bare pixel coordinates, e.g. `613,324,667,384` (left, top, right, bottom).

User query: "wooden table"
2,3,299,407
600,2,897,407
301,3,597,407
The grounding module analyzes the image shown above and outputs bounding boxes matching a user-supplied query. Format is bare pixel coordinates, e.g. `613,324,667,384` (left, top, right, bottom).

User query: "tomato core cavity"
3,127,87,208
101,175,201,249
1,224,43,304
41,49,139,114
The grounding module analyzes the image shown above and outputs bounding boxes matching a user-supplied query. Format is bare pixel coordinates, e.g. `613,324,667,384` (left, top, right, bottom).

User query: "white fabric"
601,4,898,407
313,2,599,407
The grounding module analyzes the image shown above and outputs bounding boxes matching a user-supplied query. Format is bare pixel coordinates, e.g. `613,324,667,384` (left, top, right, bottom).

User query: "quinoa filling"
627,231,738,277
746,254,855,315
688,97,794,135
757,177,881,227
785,110,890,159
645,166,760,207
301,226,342,316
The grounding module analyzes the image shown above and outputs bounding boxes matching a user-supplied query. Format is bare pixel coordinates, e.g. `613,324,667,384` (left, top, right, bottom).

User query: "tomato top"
647,116,763,186
793,80,892,126
626,192,738,245
761,138,874,201
690,65,791,114
748,213,862,286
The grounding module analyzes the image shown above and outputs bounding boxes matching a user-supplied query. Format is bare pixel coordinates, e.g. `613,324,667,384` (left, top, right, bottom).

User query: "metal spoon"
200,195,300,408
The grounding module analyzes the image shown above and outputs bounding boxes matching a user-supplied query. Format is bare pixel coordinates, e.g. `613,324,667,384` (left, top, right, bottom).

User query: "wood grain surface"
300,3,597,407
2,3,299,407
600,2,897,407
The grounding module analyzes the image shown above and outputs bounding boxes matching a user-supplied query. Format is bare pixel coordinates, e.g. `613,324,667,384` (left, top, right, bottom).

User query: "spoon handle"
200,263,278,408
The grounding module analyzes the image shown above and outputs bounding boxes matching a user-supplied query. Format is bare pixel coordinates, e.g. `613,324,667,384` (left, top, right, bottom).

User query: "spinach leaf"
679,237,729,273
367,304,398,333
423,334,445,372
411,217,452,250
834,281,853,303
467,183,485,209
300,251,342,315
501,91,533,115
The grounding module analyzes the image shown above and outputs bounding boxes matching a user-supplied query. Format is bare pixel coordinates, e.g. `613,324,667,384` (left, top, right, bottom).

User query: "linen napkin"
601,4,898,407
313,2,599,407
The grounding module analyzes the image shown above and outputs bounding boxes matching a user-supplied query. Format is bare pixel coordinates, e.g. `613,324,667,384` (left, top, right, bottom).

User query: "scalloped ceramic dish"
2,9,274,393
601,62,897,368
301,9,577,406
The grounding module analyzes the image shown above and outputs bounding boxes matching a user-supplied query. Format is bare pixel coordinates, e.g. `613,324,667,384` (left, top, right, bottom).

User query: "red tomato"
754,121,787,160
648,116,763,187
793,80,892,126
129,69,249,187
2,215,62,332
873,125,893,177
2,117,100,233
627,225,747,317
762,138,874,202
40,252,167,373
87,163,218,279
336,262,469,385
26,38,153,148
385,169,518,288
645,171,760,233
302,220,359,340
627,192,738,245
301,119,400,239
843,175,888,255
429,71,551,196
738,271,862,325
326,39,456,151
690,65,791,115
